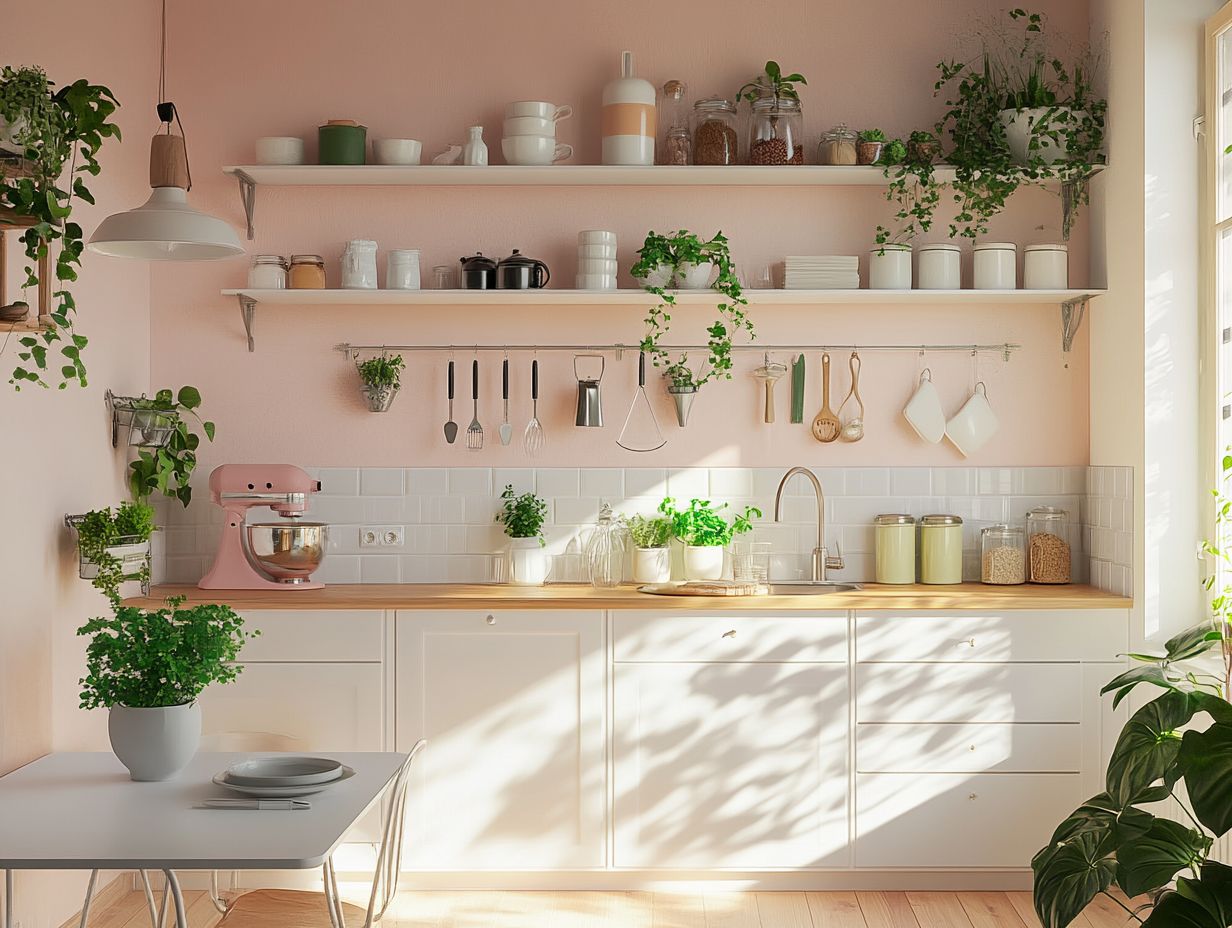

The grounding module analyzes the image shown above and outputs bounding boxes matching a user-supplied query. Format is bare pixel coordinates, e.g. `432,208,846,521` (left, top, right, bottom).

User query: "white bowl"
578,230,617,245
373,138,422,165
504,116,556,138
502,136,572,166
255,136,304,165
578,257,617,274
505,101,573,121
576,273,617,290
577,243,617,259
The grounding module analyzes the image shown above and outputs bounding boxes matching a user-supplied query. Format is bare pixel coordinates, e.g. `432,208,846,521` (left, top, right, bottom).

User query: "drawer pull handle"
969,793,979,801
722,629,738,639
959,638,976,648
969,744,977,752
485,614,496,626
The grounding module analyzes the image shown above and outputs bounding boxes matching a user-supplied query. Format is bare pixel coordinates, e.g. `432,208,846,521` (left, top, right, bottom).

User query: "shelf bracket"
237,295,257,352
1060,296,1089,353
234,170,256,240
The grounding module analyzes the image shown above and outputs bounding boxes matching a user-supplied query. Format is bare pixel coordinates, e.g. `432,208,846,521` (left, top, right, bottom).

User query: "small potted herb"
70,501,156,605
624,513,674,584
126,386,215,508
356,353,404,412
663,355,701,427
78,596,255,781
659,497,761,581
496,484,550,585
856,129,886,165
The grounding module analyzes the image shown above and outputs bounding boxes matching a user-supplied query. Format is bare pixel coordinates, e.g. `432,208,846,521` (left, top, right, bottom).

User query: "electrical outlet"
382,526,405,547
360,527,381,547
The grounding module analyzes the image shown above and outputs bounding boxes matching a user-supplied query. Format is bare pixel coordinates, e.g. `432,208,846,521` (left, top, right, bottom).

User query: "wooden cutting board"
638,580,768,597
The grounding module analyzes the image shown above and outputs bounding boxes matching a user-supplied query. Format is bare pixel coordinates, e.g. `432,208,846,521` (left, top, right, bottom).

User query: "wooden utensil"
810,352,841,443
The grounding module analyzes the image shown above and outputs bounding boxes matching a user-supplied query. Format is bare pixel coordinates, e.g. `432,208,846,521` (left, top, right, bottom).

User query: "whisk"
523,358,545,456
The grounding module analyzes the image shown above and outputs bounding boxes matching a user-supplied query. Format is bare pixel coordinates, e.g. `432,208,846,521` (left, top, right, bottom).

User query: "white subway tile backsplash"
535,468,581,498
360,556,401,583
890,468,933,496
554,497,603,525
708,468,753,498
448,468,492,496
580,468,624,499
361,468,405,496
842,468,890,497
667,467,710,499
407,468,448,495
493,468,535,494
318,468,360,497
625,468,669,498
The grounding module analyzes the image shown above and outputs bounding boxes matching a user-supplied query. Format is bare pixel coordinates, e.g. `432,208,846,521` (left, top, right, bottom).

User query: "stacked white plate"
577,230,617,290
213,755,355,798
784,255,860,290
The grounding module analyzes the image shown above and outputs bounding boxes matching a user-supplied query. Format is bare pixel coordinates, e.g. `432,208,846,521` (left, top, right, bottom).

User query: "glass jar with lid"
287,254,326,289
748,94,803,165
248,255,286,289
919,514,964,584
1027,507,1072,584
585,503,627,588
660,80,691,166
980,525,1026,585
874,514,916,584
818,123,858,165
692,97,738,165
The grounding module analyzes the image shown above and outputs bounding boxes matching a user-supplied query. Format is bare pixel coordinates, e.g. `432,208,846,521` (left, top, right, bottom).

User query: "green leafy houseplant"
0,65,120,390
77,596,254,710
75,501,155,605
875,131,943,247
736,60,807,108
496,485,548,546
127,386,215,507
658,497,761,547
624,514,673,550
357,354,404,389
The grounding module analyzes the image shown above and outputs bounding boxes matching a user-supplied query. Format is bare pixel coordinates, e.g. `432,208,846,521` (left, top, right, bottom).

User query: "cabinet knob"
959,638,976,648
722,629,737,639
968,793,979,801
969,744,977,752
485,614,496,626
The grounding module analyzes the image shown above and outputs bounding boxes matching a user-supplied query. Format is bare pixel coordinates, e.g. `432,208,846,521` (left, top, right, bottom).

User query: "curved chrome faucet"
773,466,843,582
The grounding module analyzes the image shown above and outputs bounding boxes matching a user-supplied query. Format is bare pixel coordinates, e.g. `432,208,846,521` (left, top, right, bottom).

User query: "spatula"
499,357,513,446
443,360,458,444
789,354,806,424
810,352,841,443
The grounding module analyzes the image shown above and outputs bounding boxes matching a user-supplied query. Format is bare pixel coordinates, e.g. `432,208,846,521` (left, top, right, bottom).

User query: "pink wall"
151,0,1092,471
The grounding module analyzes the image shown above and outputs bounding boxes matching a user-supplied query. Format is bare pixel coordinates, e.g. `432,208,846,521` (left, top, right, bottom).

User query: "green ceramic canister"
318,120,367,165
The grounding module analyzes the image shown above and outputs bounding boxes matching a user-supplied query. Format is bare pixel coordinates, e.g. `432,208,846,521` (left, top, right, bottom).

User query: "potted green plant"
77,596,255,781
496,484,550,585
0,65,120,390
659,497,761,581
737,61,807,165
624,513,674,584
856,128,886,165
875,133,942,248
662,355,701,427
356,353,404,412
126,386,215,507
70,501,156,605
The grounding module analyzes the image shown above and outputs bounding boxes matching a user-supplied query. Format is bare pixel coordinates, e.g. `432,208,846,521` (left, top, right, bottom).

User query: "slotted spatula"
466,359,483,451
810,352,841,443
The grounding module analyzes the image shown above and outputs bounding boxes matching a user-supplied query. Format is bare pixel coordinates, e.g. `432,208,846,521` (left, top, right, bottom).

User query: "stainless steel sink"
766,582,863,595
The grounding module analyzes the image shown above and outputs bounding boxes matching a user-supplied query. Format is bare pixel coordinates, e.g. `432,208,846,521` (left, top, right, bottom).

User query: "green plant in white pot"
71,501,156,605
660,497,761,581
496,485,550,585
624,513,674,584
78,596,255,781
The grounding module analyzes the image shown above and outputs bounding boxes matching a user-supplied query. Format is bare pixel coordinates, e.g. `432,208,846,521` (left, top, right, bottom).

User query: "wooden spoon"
811,352,841,443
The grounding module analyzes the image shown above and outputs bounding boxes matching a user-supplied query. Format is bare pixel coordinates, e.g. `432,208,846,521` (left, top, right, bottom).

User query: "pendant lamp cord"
155,0,192,190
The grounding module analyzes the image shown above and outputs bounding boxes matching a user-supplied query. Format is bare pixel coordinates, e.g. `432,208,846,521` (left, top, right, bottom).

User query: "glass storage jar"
287,254,326,289
1027,507,1072,584
919,514,964,584
818,123,858,165
248,255,286,289
874,514,916,584
691,97,738,165
980,524,1026,585
748,95,803,165
585,503,626,588
659,80,690,165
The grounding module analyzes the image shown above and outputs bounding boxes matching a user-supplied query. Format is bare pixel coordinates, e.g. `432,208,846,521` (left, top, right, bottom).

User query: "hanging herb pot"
356,353,404,413
663,356,701,427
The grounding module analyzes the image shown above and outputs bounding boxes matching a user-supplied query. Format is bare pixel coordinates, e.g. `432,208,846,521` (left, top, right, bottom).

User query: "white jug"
341,239,378,289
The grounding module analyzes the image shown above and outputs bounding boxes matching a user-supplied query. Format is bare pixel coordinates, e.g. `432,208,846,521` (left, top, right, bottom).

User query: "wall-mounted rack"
335,341,1023,361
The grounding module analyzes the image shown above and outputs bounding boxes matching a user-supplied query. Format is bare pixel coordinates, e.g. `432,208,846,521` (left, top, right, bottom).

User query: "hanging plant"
126,386,215,507
875,131,943,247
72,501,155,606
0,65,120,389
356,353,404,413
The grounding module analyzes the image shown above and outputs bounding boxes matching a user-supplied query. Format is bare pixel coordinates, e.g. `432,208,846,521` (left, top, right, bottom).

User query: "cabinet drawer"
613,611,847,663
237,610,384,662
857,610,1128,663
857,723,1082,773
857,663,1083,723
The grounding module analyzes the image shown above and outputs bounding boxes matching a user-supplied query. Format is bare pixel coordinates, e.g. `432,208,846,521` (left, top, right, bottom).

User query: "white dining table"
0,751,407,928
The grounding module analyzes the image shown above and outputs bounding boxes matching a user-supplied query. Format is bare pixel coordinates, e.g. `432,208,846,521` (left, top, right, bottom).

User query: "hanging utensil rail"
337,341,1021,359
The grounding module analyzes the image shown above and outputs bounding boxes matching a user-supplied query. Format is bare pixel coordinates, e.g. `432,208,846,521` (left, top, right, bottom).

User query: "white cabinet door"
613,661,849,869
395,610,605,870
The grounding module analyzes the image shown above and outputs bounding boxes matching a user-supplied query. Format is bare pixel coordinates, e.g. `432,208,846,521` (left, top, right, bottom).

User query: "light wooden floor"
80,888,1148,928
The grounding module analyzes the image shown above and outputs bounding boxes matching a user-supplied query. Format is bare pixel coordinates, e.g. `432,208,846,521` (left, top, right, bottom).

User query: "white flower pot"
507,536,550,586
999,107,1086,166
0,116,28,156
683,545,725,581
676,261,716,289
108,703,201,781
632,547,671,584
640,263,674,289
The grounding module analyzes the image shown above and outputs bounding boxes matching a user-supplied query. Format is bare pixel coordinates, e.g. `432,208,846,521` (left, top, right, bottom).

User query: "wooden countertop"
128,583,1132,612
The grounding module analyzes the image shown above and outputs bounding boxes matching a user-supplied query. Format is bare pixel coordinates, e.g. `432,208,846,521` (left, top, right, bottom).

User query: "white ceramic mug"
505,101,573,122
577,243,616,259
255,136,304,165
578,230,617,245
945,382,999,456
576,273,617,290
577,257,617,275
503,116,557,137
373,138,422,165
502,136,573,166
903,369,946,444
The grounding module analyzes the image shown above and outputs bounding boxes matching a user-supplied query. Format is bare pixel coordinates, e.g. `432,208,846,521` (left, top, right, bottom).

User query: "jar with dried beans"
1026,507,1072,584
748,94,803,165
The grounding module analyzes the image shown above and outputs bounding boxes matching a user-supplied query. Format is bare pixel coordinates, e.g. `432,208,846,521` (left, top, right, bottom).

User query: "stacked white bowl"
502,101,575,166
577,231,617,290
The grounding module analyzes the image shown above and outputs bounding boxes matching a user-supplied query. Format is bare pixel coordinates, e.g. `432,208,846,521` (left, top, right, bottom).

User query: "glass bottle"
692,97,738,165
1027,507,1072,584
980,525,1026,585
659,80,691,166
748,94,803,165
585,503,627,588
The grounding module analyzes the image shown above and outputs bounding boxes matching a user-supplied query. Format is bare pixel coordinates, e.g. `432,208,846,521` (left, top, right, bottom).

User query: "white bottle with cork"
602,51,656,166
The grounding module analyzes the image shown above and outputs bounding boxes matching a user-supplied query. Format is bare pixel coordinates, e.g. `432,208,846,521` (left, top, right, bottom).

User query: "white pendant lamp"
88,0,243,261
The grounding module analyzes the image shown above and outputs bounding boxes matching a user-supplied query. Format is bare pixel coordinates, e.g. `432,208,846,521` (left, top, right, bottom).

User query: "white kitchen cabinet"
612,612,849,869
856,662,1085,723
395,610,606,870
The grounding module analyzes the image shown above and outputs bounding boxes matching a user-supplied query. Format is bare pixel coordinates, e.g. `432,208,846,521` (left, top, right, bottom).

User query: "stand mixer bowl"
246,522,328,583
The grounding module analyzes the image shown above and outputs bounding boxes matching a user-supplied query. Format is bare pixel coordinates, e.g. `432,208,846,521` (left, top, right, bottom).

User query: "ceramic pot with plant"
856,128,886,165
625,513,673,583
496,484,550,585
660,497,761,582
126,386,215,508
78,596,254,781
737,61,807,165
356,353,404,412
70,501,156,605
663,356,700,427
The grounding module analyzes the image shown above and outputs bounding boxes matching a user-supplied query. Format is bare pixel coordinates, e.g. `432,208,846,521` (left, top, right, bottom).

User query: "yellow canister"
874,514,916,584
919,514,964,584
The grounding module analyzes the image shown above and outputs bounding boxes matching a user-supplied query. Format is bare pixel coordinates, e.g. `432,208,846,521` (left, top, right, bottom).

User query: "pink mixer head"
208,464,321,513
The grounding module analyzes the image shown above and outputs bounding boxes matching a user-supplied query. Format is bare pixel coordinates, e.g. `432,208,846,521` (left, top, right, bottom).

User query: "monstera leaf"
1117,818,1211,898
1143,862,1232,928
1106,691,1197,807
1047,792,1154,849
1033,831,1116,928
1178,723,1232,837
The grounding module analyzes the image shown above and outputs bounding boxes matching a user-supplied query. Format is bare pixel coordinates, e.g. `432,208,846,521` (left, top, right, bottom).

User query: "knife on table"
200,799,312,811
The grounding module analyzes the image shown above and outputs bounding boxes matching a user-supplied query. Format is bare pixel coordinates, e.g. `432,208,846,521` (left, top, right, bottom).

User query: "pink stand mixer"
199,464,328,590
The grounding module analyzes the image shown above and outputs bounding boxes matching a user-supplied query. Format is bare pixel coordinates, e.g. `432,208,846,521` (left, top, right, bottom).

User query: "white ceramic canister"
601,51,656,166
386,249,422,290
869,244,913,290
632,547,672,584
1023,243,1069,290
682,545,725,581
917,243,962,290
341,239,379,289
973,242,1018,290
248,254,286,289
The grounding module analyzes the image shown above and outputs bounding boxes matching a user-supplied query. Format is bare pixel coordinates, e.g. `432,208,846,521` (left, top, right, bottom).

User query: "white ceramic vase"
676,261,716,289
632,547,671,584
683,545,725,581
999,107,1086,165
508,537,550,586
640,263,674,289
108,703,201,781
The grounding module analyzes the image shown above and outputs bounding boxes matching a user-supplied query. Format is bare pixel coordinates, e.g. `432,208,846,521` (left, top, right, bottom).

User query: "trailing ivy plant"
0,65,120,390
875,131,943,248
127,386,215,507
496,484,548,546
76,501,155,606
630,229,752,390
